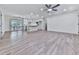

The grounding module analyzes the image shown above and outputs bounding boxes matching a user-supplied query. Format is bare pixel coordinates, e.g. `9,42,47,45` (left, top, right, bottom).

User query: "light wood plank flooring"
0,31,79,55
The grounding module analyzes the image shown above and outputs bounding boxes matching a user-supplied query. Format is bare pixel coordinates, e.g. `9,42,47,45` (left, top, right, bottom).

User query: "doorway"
10,18,24,31
0,13,2,39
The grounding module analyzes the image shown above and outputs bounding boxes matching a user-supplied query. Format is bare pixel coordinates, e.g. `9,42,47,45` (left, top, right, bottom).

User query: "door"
10,18,24,31
78,16,79,34
78,15,79,33
0,13,2,39
17,19,24,31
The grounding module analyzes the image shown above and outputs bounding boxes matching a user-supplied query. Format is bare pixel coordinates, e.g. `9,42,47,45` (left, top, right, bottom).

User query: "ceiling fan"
44,4,60,13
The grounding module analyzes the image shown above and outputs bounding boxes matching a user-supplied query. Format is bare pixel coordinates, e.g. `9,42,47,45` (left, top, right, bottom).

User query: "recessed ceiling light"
40,8,43,11
63,9,67,12
36,14,39,17
30,12,34,15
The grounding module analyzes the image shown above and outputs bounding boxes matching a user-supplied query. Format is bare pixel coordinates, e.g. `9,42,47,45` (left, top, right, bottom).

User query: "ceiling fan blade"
52,4,60,8
45,4,52,8
49,4,52,8
52,9,57,11
45,4,49,8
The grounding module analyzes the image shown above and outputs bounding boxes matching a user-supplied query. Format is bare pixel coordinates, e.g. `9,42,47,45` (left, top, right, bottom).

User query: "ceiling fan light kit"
47,9,52,12
40,4,60,15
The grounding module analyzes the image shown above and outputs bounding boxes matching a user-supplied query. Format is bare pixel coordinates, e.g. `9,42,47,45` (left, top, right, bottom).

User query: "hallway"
0,31,78,55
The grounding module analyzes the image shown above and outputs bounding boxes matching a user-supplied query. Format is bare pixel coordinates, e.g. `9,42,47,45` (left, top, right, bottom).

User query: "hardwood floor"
0,31,79,55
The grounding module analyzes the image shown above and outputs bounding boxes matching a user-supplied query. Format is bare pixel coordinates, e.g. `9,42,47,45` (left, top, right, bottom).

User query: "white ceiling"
0,4,79,18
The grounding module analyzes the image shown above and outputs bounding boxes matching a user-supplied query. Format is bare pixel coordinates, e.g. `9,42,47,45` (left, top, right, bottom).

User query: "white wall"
0,11,6,36
47,12,78,34
4,15,12,31
2,13,5,35
0,10,11,36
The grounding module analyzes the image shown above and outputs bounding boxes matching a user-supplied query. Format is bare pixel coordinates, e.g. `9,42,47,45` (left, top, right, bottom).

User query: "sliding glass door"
17,19,24,31
10,18,24,31
0,13,2,39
